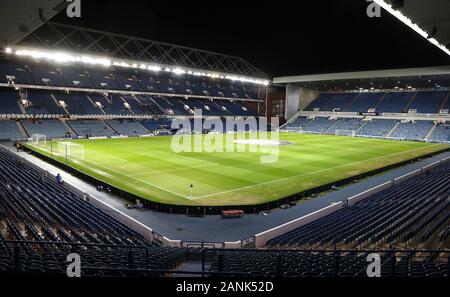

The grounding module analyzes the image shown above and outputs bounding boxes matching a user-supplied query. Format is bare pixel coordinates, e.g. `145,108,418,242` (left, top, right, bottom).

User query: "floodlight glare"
173,68,186,75
5,46,269,85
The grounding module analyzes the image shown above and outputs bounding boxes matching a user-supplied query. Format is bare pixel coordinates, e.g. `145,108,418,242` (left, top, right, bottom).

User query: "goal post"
57,141,85,161
31,134,47,147
334,129,356,137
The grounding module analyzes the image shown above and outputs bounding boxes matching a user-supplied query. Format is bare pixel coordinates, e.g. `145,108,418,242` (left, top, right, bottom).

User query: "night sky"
53,0,450,77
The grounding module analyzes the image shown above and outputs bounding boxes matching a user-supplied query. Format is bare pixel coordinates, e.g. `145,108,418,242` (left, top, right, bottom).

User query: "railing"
0,240,448,277
200,248,450,277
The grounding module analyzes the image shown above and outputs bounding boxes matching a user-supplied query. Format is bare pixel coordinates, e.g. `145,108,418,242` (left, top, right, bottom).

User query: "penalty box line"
49,153,196,200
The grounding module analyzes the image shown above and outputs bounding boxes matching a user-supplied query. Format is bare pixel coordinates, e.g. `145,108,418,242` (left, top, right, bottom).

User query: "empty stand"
345,92,385,112
56,93,103,115
408,91,448,114
321,93,358,111
0,149,185,275
25,91,66,115
304,93,335,111
67,120,117,137
0,89,22,114
429,124,450,143
325,118,363,134
105,120,151,136
266,160,450,250
21,119,72,139
389,121,434,141
302,117,336,133
376,92,414,113
0,121,25,140
356,119,398,137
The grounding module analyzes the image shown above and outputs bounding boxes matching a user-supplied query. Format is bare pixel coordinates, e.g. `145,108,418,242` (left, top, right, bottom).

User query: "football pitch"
24,133,448,206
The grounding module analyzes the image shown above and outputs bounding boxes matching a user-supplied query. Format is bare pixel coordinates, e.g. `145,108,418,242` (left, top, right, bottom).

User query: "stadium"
0,0,449,289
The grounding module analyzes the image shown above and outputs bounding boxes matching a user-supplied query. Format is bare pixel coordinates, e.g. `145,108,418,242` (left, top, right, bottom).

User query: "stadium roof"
273,65,450,91
18,22,268,81
376,0,450,56
0,0,66,46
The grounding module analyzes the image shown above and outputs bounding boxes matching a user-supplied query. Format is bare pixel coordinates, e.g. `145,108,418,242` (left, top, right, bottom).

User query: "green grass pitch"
24,132,448,206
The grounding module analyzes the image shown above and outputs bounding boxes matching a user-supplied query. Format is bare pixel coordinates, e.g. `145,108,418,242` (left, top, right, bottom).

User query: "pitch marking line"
78,158,194,199
191,144,441,200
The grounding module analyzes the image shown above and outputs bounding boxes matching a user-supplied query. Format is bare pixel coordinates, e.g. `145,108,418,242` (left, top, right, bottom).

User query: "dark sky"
53,0,450,77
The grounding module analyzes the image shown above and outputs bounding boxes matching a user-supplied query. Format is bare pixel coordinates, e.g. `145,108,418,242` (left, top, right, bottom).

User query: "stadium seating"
442,94,450,110
302,117,336,133
428,124,450,143
114,72,144,92
67,120,117,137
59,66,94,88
320,93,358,111
0,61,33,84
389,121,433,141
408,91,448,114
133,95,165,115
356,119,398,137
303,93,335,111
0,57,261,119
25,91,66,115
21,119,72,139
304,91,447,114
208,249,447,277
206,161,450,278
0,120,25,140
158,97,190,115
376,92,413,113
105,120,151,136
0,58,262,101
0,89,22,114
121,95,147,115
30,64,66,87
0,149,186,275
325,118,363,134
285,117,312,130
345,92,385,112
141,119,172,132
266,160,450,250
214,99,257,116
87,94,130,115
55,93,103,115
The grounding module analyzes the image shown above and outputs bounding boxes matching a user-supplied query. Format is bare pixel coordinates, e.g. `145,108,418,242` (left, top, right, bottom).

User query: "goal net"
57,142,85,161
31,134,47,147
334,129,356,137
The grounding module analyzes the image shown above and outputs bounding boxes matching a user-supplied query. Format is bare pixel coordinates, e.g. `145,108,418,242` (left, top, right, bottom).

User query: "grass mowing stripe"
191,143,441,199
24,132,449,206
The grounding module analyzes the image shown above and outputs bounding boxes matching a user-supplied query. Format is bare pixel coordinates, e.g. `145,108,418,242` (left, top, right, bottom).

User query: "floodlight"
173,68,186,75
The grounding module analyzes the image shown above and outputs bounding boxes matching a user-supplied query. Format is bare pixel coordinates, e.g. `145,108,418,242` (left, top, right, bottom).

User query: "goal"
57,142,85,161
31,134,47,147
334,129,356,137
